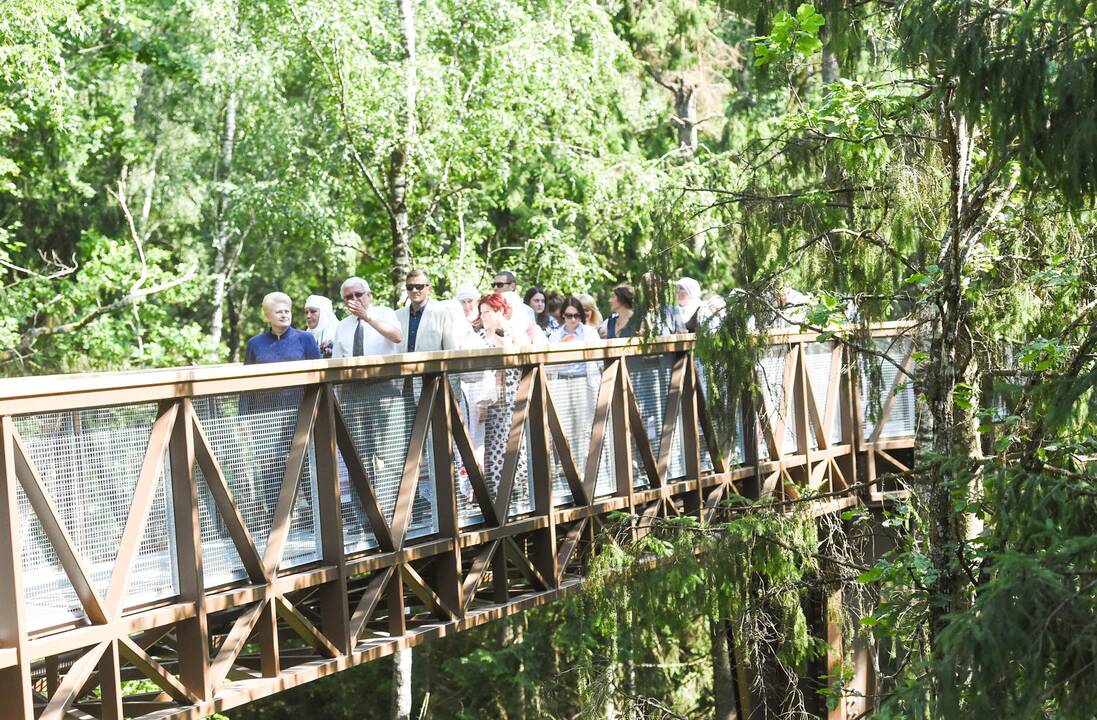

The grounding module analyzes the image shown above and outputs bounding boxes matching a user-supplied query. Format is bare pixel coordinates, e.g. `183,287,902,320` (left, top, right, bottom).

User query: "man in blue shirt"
244,292,322,364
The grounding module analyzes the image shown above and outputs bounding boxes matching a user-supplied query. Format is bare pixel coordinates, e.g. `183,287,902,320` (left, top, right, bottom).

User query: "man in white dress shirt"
332,277,403,358
331,276,405,537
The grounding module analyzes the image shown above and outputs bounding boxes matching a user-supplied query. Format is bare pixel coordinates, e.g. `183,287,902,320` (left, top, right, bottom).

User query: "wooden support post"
741,388,761,501
839,345,859,495
168,399,210,701
680,353,703,519
528,366,558,586
387,571,407,637
613,360,637,539
315,386,351,654
97,639,124,720
45,656,60,697
0,417,33,720
492,544,510,604
793,343,813,492
430,373,464,615
257,601,280,677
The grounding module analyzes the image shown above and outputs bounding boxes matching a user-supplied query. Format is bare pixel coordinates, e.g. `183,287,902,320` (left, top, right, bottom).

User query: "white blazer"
395,299,479,353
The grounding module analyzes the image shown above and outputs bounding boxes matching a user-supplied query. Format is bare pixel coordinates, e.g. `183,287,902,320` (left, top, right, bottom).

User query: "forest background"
6,0,1097,719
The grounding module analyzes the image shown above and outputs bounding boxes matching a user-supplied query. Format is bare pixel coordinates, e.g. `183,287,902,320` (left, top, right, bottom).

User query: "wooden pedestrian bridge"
0,323,915,720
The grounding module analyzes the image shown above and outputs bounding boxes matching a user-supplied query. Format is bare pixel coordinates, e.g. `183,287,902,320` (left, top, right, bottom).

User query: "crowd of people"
242,268,724,365
239,269,816,522
241,268,728,516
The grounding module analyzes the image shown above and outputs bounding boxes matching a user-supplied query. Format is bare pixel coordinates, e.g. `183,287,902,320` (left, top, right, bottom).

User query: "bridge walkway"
0,325,915,720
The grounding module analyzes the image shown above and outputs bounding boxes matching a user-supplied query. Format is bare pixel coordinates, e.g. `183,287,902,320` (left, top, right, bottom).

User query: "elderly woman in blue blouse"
245,292,322,364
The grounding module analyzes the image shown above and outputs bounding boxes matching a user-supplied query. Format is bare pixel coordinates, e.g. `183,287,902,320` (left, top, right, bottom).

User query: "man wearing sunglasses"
396,269,477,353
491,269,536,324
332,276,403,358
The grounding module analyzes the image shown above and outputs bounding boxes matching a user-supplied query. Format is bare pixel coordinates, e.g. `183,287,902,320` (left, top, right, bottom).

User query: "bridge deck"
0,325,915,720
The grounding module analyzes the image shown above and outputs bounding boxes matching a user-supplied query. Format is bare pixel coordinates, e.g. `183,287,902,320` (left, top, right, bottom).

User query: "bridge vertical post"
0,416,33,720
848,344,872,497
97,638,124,720
430,373,465,613
680,351,703,520
740,386,761,501
527,365,558,586
169,398,211,701
612,359,636,535
315,385,351,654
839,345,859,497
793,342,813,491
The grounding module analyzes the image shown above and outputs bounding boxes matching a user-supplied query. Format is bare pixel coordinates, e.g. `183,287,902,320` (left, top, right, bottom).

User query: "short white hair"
340,276,371,295
262,292,291,317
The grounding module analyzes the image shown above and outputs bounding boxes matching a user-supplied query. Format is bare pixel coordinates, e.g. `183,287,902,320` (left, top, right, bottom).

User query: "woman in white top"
304,294,339,358
547,297,611,497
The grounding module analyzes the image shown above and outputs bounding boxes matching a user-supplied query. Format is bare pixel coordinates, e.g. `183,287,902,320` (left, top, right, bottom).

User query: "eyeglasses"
405,283,429,291
343,291,367,301
563,312,581,319
492,281,510,288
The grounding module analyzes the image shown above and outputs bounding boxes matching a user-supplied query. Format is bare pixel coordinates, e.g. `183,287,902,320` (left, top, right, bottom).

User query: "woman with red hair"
476,293,531,505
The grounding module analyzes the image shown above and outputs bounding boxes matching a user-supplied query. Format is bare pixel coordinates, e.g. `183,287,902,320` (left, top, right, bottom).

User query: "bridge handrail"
0,321,914,414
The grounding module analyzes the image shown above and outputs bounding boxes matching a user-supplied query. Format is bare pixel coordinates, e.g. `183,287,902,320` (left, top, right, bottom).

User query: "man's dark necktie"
353,319,364,356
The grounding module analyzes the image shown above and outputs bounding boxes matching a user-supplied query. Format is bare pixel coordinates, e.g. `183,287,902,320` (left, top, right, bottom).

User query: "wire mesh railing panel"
449,367,534,518
409,432,439,539
695,360,714,473
192,390,321,585
335,378,438,543
17,485,85,629
126,471,177,608
14,404,177,629
339,464,379,554
756,345,796,458
504,428,534,517
450,370,490,527
628,354,686,481
545,363,616,502
802,342,843,447
861,337,916,439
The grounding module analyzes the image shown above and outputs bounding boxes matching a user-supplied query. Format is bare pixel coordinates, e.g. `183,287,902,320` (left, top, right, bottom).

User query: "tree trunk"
514,616,527,720
210,90,238,352
496,621,514,719
925,101,983,647
391,647,413,720
388,0,418,304
711,620,739,720
674,78,698,154
821,34,840,86
227,290,244,362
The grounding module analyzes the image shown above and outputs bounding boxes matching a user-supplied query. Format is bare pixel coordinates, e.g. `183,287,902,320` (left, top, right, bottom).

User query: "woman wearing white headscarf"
304,294,339,358
673,277,703,333
454,282,481,331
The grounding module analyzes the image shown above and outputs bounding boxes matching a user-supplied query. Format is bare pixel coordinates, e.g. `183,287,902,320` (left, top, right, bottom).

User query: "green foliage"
752,4,825,67
575,508,825,678
899,0,1097,202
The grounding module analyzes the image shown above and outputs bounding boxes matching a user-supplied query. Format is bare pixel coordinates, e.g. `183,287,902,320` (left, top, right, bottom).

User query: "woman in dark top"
523,287,550,332
244,292,322,364
601,284,639,339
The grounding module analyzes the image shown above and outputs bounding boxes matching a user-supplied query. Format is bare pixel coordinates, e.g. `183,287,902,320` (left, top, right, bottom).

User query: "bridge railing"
0,325,914,720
